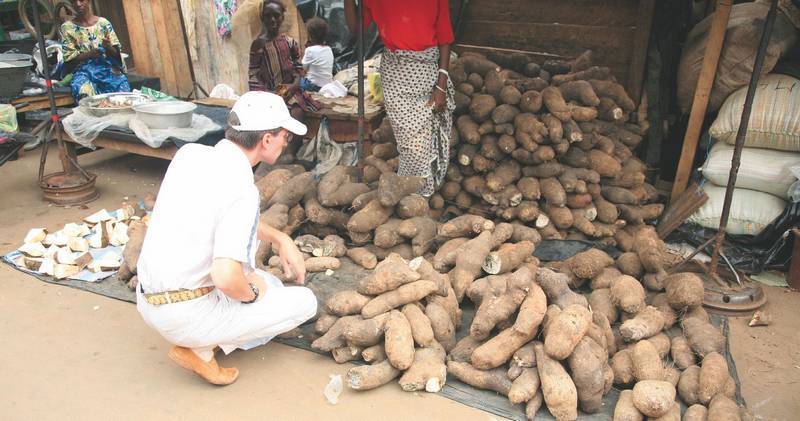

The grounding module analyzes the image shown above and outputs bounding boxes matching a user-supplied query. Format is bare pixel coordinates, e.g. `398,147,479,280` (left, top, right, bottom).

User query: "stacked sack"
690,73,800,236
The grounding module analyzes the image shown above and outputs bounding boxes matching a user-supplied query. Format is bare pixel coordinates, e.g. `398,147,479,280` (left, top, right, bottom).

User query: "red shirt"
363,0,454,52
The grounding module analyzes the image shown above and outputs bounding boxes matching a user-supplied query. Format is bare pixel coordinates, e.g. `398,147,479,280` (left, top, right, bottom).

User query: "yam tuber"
446,361,512,396
361,280,437,318
535,342,578,421
325,290,371,316
631,380,676,418
401,303,436,348
631,339,664,382
377,173,425,207
544,304,592,360
384,310,415,370
347,360,401,390
619,306,666,342
398,345,448,392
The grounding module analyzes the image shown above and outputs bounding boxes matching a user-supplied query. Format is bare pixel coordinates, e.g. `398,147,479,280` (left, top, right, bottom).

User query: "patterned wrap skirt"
380,47,455,196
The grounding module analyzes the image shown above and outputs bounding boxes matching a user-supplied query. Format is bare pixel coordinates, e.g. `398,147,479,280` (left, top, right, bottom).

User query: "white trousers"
137,269,317,356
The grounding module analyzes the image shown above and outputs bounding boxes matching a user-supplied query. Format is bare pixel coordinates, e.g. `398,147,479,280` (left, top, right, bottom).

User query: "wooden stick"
670,0,732,201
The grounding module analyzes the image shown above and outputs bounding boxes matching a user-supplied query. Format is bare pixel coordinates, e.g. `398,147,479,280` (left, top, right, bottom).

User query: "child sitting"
300,17,334,92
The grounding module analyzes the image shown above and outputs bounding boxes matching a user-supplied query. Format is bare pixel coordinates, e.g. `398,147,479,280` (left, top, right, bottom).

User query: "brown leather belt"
143,286,215,306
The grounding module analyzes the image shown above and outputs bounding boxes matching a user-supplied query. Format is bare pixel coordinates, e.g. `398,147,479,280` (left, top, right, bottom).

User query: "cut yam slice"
83,209,114,224
68,237,90,253
23,228,48,244
55,248,77,264
39,258,55,276
62,223,90,238
18,242,46,258
109,222,129,246
21,257,43,271
53,263,81,279
43,231,68,247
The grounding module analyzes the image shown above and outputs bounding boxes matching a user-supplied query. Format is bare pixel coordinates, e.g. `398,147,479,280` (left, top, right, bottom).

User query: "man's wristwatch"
242,283,259,304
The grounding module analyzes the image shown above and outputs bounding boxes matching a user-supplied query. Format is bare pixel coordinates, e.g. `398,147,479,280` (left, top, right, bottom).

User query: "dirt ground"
1,147,798,420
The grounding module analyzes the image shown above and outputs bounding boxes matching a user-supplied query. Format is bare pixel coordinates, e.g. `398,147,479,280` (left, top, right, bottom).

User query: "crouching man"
136,91,317,385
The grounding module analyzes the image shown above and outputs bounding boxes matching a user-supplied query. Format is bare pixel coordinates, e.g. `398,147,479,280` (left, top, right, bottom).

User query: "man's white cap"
230,91,307,135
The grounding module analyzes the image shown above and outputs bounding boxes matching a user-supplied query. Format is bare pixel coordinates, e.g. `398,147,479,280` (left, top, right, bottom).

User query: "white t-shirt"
137,139,259,293
302,45,334,87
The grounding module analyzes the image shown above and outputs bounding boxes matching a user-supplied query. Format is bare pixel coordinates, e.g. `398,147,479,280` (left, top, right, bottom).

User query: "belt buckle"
163,291,172,304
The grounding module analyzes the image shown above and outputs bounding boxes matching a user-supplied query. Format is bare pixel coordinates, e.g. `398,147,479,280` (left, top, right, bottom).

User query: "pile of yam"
431,50,664,245
308,225,741,420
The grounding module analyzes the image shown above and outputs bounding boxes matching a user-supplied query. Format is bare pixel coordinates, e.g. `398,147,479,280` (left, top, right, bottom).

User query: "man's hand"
274,234,306,284
245,271,268,301
427,85,446,113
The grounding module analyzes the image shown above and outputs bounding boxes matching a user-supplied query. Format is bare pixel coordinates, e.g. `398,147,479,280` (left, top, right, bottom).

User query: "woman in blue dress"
59,0,130,100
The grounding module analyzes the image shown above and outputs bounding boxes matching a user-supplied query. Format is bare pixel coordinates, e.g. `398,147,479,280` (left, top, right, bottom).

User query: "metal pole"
31,2,57,118
356,0,365,165
709,0,779,274
31,0,72,175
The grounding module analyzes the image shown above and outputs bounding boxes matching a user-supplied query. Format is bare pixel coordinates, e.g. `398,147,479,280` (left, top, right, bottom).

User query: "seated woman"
248,0,319,122
59,0,130,101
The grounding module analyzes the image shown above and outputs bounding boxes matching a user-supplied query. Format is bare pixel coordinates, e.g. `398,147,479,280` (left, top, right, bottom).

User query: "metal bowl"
79,92,152,117
133,101,196,129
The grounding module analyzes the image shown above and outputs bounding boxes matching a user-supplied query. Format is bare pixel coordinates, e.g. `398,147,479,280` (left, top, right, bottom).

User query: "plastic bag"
62,107,133,148
324,374,342,405
129,114,221,148
209,83,240,100
668,201,800,272
789,165,800,202
318,80,348,98
0,104,18,133
297,117,352,177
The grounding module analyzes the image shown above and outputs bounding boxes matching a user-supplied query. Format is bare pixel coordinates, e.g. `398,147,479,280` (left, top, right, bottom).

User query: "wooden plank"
671,0,733,201
178,0,204,88
139,0,164,79
122,0,153,74
626,0,656,105
657,182,708,238
454,43,567,61
150,0,179,95
12,94,74,113
461,0,640,27
65,134,177,160
162,0,194,96
458,21,635,64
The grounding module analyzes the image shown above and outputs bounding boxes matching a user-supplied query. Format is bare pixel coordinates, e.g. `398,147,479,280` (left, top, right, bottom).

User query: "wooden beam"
163,0,194,96
461,0,640,27
458,20,636,64
150,0,179,95
122,0,153,75
670,0,732,201
64,135,177,160
626,0,656,105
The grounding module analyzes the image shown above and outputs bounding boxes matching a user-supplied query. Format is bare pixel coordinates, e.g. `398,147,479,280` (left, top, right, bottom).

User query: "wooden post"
670,0,732,201
626,0,656,105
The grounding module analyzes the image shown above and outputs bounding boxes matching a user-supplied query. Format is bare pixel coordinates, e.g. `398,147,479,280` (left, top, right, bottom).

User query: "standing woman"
345,0,455,196
60,0,130,100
